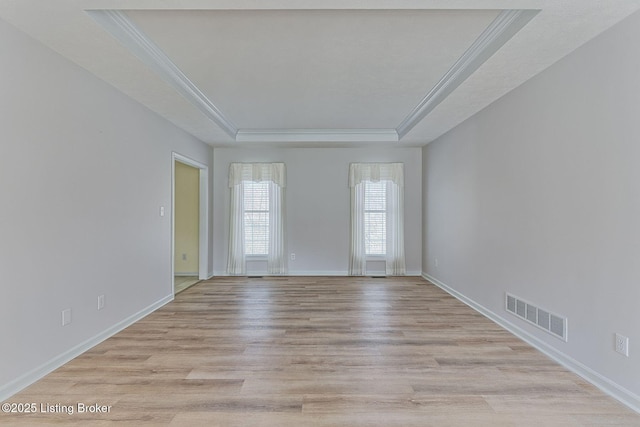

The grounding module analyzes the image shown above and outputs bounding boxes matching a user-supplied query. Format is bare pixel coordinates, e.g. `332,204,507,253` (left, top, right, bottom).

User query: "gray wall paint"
213,147,422,275
0,18,212,390
423,11,640,397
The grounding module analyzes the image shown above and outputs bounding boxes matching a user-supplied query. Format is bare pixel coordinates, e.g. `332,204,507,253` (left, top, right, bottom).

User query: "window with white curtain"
227,163,286,275
349,163,405,276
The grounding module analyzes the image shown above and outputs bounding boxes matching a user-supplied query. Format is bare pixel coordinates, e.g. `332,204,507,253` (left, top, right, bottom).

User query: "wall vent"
505,293,567,341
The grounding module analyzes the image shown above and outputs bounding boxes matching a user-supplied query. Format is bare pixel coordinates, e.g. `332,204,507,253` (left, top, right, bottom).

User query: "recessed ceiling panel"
4,1,640,146
126,9,501,130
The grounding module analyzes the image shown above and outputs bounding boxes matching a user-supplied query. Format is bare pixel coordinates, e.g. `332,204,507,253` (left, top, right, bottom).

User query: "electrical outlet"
61,309,72,326
182,253,187,261
434,258,439,268
290,253,296,261
615,333,629,357
97,295,105,311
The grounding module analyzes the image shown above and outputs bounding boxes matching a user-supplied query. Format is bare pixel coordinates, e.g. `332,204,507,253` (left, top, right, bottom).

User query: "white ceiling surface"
127,10,500,130
1,1,640,147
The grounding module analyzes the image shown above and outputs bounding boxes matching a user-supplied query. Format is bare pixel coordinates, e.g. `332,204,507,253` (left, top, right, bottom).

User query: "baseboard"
0,294,174,402
289,271,350,276
405,270,422,276
213,271,423,277
421,272,640,414
174,272,198,277
212,270,350,276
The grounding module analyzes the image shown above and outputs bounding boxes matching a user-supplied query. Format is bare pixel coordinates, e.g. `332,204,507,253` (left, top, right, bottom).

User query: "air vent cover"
505,293,567,341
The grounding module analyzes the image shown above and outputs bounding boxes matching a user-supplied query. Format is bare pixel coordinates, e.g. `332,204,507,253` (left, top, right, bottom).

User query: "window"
364,180,386,255
243,180,269,256
349,163,405,276
227,163,286,275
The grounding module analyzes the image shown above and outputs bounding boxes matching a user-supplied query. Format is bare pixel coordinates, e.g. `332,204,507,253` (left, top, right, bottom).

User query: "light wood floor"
4,276,639,426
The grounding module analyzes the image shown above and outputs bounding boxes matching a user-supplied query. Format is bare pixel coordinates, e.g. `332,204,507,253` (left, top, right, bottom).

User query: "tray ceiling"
127,9,500,130
1,1,640,146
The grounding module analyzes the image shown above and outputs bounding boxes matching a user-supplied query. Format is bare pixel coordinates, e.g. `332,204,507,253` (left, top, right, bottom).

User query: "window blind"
243,180,270,255
364,180,386,255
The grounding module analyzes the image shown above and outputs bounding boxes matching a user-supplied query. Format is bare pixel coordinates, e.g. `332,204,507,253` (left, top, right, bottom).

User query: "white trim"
0,295,173,402
236,129,399,143
212,271,423,277
89,2,539,11
172,152,209,289
402,271,423,276
288,271,349,276
421,272,640,414
213,270,349,276
197,166,209,280
87,10,237,138
396,9,539,138
174,272,199,277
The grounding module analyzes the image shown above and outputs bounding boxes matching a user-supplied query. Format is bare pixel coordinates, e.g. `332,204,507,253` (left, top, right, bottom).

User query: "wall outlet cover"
615,333,629,357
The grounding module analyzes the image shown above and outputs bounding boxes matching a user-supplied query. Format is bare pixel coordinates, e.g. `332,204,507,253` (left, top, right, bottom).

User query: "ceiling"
1,1,640,147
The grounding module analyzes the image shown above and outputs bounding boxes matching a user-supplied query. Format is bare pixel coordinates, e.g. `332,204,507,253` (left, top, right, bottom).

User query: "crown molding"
85,1,542,11
236,129,399,143
396,9,539,139
88,9,538,144
87,10,238,138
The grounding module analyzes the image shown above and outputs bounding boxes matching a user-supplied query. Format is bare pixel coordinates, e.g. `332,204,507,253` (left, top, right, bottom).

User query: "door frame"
171,152,209,290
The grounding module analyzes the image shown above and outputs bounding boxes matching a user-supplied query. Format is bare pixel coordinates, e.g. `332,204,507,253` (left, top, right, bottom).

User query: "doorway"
172,153,208,294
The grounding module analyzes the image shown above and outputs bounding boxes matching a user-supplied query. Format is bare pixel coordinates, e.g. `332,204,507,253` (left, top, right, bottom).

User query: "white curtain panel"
349,182,366,275
386,180,406,275
227,162,287,275
349,163,405,276
226,181,245,275
267,181,286,275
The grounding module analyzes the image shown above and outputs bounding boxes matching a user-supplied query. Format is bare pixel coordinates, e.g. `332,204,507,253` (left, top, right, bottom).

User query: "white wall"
213,147,422,275
423,10,640,409
0,18,213,398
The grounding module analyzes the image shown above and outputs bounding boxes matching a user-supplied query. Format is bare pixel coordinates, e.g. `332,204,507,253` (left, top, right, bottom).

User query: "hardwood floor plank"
2,276,638,426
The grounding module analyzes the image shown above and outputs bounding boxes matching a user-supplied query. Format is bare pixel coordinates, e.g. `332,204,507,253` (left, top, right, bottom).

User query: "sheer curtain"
385,179,405,275
227,181,245,275
268,181,286,275
349,182,366,275
349,163,405,276
227,163,287,275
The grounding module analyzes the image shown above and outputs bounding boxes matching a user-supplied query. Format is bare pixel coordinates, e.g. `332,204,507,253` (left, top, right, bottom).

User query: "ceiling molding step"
87,10,238,138
85,1,540,11
236,129,399,143
396,8,539,139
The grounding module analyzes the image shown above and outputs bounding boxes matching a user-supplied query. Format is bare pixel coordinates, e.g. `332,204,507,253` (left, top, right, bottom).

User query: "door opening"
172,153,208,294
